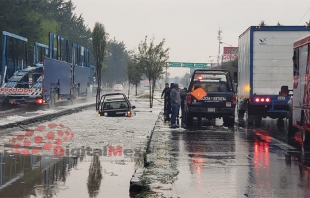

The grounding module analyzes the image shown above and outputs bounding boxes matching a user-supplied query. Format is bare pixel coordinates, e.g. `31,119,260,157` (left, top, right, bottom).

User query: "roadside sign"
191,88,207,100
194,63,209,68
167,62,211,68
168,62,182,67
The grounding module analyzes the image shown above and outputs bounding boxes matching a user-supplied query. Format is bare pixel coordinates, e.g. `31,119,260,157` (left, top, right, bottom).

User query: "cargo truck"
236,26,310,125
287,33,310,144
0,32,93,108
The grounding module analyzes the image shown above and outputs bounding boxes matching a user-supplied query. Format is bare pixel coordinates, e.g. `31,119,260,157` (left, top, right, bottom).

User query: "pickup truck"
183,69,236,127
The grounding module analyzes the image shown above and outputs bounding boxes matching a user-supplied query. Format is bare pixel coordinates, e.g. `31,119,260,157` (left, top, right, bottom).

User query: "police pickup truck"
184,69,236,126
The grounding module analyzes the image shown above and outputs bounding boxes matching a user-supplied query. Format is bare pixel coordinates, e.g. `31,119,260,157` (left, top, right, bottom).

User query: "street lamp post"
165,62,168,83
209,56,217,67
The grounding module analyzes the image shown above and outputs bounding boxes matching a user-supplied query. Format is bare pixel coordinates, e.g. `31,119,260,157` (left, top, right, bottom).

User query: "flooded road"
0,153,137,198
170,119,310,197
0,90,161,198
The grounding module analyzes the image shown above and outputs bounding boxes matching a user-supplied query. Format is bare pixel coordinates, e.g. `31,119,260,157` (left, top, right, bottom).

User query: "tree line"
0,0,132,88
0,0,172,108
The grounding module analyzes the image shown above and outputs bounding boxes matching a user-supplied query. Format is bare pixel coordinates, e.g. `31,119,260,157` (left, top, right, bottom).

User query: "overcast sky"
72,0,310,77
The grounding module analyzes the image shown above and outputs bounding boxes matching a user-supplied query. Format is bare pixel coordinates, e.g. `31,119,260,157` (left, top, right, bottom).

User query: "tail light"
35,98,43,104
187,94,191,104
254,97,271,103
127,111,131,117
232,94,236,104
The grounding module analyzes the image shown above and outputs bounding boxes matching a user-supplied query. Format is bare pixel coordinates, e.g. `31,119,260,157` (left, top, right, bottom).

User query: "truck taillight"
254,97,271,103
187,95,191,104
36,98,43,104
232,94,236,104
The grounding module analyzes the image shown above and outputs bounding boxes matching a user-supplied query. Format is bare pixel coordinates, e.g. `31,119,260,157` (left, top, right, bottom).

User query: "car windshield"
191,80,229,92
194,73,226,81
104,101,128,109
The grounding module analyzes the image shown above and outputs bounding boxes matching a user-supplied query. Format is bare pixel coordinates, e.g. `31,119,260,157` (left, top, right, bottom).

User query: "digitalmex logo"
7,123,74,156
259,38,267,45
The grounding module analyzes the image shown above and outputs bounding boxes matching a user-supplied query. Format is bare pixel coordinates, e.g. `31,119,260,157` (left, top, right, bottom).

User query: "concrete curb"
130,111,181,197
0,103,96,130
129,110,162,195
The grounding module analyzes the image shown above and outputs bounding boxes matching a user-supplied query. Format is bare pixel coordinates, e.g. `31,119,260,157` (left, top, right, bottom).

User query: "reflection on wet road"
171,120,310,197
0,153,136,198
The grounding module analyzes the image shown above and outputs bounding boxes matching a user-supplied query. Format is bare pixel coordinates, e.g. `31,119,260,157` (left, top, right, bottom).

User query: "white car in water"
113,84,123,92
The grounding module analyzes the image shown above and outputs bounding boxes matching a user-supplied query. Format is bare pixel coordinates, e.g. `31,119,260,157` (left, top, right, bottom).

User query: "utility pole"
217,28,222,67
165,62,168,83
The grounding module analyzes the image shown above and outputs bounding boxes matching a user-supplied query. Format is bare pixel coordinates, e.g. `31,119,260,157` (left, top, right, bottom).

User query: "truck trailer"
287,34,310,144
237,26,310,125
0,32,94,108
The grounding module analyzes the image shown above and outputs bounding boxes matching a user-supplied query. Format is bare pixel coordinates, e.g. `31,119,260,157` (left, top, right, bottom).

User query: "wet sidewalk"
138,111,183,197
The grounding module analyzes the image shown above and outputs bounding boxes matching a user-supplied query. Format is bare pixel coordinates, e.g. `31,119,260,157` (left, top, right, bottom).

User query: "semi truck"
237,26,310,125
287,33,310,144
0,32,94,108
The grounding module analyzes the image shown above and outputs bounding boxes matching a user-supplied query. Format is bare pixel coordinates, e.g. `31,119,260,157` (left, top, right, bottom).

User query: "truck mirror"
233,72,238,83
233,84,237,93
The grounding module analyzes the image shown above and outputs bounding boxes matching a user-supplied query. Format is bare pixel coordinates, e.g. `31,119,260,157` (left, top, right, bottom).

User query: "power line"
297,6,310,25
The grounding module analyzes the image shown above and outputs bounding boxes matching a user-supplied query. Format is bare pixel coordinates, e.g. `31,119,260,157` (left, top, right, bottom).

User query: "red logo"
7,123,74,156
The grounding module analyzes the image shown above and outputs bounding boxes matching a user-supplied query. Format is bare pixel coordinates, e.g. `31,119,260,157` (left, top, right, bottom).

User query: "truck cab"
0,66,44,105
184,69,236,127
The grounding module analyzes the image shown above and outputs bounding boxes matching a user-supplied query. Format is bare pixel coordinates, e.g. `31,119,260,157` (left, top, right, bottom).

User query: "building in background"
222,47,238,63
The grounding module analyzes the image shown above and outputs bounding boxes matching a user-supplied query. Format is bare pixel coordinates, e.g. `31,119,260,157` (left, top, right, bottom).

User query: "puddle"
0,153,136,198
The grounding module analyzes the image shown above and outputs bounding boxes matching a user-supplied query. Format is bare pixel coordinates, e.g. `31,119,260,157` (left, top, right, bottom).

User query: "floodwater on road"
170,119,310,197
0,90,159,198
0,153,137,198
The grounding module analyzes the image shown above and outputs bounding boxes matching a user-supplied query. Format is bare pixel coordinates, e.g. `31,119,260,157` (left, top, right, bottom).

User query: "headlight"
104,112,108,116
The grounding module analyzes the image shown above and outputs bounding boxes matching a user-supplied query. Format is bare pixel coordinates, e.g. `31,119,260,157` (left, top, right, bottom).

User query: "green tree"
180,73,191,88
92,22,107,110
127,58,143,96
136,36,169,108
213,58,238,78
0,0,59,64
0,0,93,65
103,39,130,86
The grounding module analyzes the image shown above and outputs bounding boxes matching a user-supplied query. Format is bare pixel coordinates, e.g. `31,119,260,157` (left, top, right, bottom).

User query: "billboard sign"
222,47,238,62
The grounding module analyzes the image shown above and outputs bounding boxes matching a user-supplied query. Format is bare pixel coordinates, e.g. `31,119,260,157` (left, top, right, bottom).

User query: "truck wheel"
299,112,310,145
302,130,310,145
254,117,262,127
223,116,235,127
185,113,193,126
287,117,297,137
